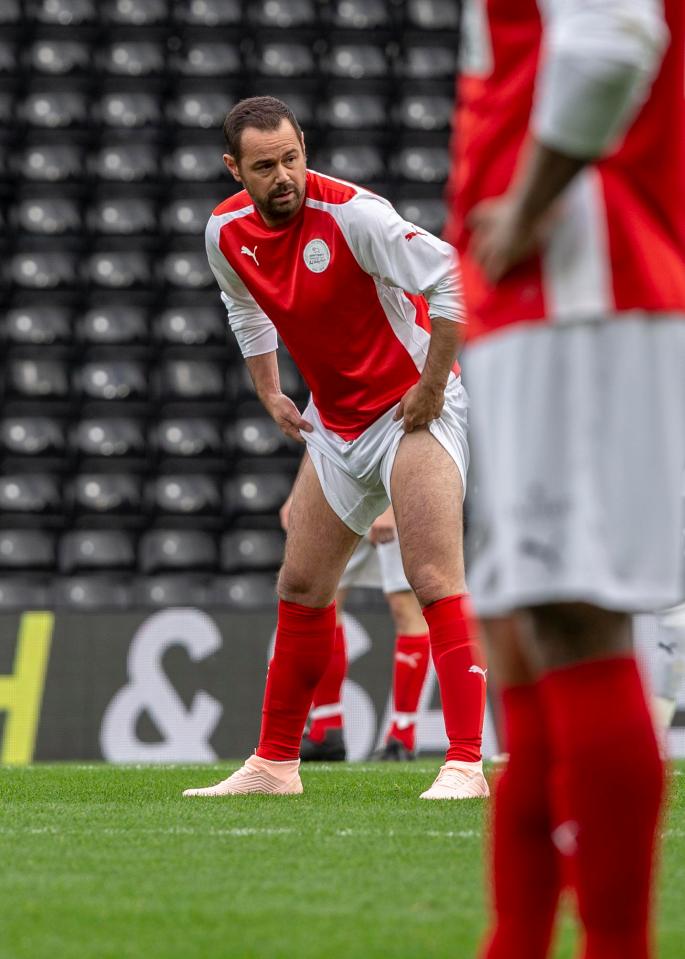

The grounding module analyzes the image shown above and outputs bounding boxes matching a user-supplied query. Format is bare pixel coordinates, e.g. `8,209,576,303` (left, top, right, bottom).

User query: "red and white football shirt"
446,0,685,341
206,170,462,440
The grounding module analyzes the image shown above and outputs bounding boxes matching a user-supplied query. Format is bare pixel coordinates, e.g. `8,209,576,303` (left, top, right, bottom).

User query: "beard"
259,180,303,222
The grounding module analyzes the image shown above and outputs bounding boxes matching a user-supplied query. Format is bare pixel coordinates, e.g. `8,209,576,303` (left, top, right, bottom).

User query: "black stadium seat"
0,417,66,457
256,44,315,79
154,419,223,459
133,575,210,607
210,573,277,609
59,529,136,573
162,197,215,235
139,529,217,573
328,45,388,80
97,91,162,128
17,142,84,182
254,0,316,28
19,89,88,128
398,95,453,131
27,39,90,75
52,575,131,608
172,0,241,26
166,143,226,182
10,251,77,289
0,530,55,570
87,197,156,236
316,145,384,184
4,306,71,345
91,141,158,182
403,45,458,80
100,0,168,25
14,197,81,235
98,42,165,77
407,0,460,30
149,474,221,516
225,473,292,519
85,251,152,288
231,417,294,458
72,418,146,459
324,95,386,130
0,475,61,515
174,42,241,78
154,305,225,344
160,250,213,288
332,0,390,29
221,529,284,572
77,360,147,401
167,90,232,130
70,474,142,515
159,359,225,400
0,577,51,609
31,0,97,25
7,358,69,400
76,306,147,345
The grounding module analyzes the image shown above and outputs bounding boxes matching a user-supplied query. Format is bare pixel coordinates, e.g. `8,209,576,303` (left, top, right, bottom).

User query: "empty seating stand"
0,0,460,606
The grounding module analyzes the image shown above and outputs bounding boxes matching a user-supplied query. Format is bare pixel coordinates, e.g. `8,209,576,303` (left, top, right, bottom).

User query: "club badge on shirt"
303,238,331,273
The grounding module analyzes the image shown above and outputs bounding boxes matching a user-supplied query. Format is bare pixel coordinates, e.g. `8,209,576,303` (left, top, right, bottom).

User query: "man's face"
224,119,307,227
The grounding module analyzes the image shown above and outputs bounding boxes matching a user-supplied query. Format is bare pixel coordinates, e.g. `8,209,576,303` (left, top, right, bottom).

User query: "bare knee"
406,563,465,608
277,564,336,608
524,602,632,671
385,590,427,634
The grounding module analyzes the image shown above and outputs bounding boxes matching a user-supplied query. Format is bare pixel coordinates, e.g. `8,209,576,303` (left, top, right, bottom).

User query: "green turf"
0,762,683,959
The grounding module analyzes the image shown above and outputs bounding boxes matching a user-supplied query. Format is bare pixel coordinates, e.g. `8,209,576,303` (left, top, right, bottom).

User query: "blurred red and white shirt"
206,170,462,441
445,0,685,341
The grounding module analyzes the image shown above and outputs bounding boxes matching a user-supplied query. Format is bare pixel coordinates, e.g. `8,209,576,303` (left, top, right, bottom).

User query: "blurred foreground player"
280,482,431,762
447,0,685,956
183,96,487,800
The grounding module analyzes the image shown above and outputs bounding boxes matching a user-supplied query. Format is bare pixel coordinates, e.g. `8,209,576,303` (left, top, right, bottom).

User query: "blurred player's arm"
470,0,669,283
206,221,312,443
347,194,464,431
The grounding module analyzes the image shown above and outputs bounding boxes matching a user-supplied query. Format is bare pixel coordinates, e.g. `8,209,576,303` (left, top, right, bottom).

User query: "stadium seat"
173,42,241,77
31,0,97,24
27,39,90,74
139,529,217,572
154,419,223,459
403,44,458,80
158,359,225,400
86,197,156,235
19,89,88,128
166,143,226,181
231,417,294,457
0,530,56,570
0,40,16,74
100,0,168,25
90,140,158,181
332,0,390,29
16,142,84,181
76,305,147,345
393,146,450,183
0,89,12,124
315,145,384,183
328,45,388,80
210,572,277,609
71,417,146,459
85,251,152,288
162,196,215,235
153,306,225,345
98,41,165,76
224,473,292,518
0,417,65,457
397,94,453,131
172,0,240,25
323,95,386,129
149,474,221,516
407,0,460,30
4,306,71,345
167,90,233,130
52,575,132,608
160,250,213,288
6,358,69,400
253,0,316,28
10,251,77,289
97,91,162,128
59,529,136,572
0,577,50,609
77,360,147,401
0,475,61,515
397,197,446,235
70,473,143,515
221,529,285,572
13,197,81,235
256,44,315,78
133,574,210,607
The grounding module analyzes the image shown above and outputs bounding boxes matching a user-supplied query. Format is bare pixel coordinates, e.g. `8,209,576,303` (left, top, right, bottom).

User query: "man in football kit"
447,0,685,957
183,96,487,800
279,482,431,762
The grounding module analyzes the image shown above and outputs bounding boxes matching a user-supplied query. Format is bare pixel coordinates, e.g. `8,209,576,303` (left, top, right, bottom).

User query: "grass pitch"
1,762,684,959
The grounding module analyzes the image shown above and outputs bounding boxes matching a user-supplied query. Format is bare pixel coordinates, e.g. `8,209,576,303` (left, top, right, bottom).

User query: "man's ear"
223,153,242,183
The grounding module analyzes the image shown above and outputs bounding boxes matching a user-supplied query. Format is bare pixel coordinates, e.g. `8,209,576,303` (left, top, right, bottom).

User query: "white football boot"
183,754,303,797
420,760,490,800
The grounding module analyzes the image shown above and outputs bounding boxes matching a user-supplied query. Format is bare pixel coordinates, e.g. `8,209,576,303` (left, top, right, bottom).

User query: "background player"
184,95,487,801
447,0,685,956
281,480,431,762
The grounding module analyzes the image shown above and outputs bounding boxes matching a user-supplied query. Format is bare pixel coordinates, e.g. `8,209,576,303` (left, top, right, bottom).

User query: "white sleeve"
344,192,464,324
532,0,669,158
205,216,278,357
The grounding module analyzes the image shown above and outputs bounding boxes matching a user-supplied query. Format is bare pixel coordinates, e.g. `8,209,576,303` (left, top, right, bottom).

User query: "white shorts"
302,377,469,536
339,536,411,593
463,316,685,616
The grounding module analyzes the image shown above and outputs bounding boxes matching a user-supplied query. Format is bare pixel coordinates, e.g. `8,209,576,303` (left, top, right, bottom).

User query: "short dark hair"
223,96,303,160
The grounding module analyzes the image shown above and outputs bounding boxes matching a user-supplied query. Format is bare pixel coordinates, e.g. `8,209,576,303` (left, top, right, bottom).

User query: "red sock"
309,623,347,743
257,599,337,761
539,657,664,959
481,684,561,959
422,594,486,762
387,633,430,751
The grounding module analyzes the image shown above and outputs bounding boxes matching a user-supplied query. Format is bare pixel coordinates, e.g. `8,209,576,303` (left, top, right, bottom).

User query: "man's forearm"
509,138,587,229
245,351,281,407
420,317,461,390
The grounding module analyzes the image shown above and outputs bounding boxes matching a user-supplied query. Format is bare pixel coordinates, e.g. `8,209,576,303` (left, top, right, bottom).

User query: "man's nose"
274,164,289,182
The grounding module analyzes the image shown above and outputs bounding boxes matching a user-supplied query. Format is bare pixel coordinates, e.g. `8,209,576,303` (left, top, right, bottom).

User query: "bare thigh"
278,456,361,607
390,430,465,607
